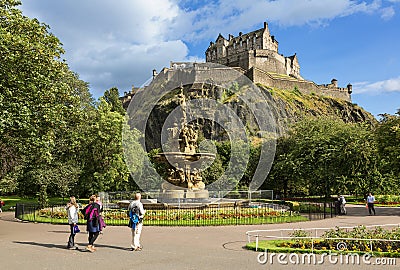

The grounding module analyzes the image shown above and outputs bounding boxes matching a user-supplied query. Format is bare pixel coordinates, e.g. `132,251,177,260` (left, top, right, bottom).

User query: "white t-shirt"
367,195,375,203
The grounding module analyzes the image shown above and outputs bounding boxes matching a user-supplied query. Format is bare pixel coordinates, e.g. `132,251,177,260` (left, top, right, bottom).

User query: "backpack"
83,204,98,221
128,206,140,229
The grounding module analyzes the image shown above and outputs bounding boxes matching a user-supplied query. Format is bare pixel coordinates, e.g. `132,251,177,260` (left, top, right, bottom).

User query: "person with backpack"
128,193,146,251
82,195,101,252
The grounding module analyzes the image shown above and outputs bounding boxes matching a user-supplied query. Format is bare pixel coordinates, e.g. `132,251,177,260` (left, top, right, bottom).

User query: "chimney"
264,22,268,29
152,69,158,80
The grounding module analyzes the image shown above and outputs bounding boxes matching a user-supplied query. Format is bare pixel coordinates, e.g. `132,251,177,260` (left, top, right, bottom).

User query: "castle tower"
205,22,302,79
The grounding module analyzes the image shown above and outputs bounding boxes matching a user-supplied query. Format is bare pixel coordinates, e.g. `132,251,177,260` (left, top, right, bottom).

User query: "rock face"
260,85,376,134
139,83,376,151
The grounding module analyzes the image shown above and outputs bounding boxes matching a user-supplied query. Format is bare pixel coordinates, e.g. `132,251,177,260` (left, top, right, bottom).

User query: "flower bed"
247,225,400,257
22,205,307,226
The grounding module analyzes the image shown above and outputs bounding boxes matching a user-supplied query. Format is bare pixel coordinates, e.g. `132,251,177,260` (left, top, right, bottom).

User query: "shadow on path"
222,241,249,252
13,241,131,252
48,230,70,234
13,241,68,250
76,242,132,251
345,205,400,217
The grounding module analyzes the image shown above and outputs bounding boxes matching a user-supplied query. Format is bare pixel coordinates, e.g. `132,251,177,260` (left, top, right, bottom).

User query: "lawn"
0,196,69,211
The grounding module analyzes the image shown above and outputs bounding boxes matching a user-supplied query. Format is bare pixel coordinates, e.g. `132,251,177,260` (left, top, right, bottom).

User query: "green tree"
266,117,379,198
104,87,126,115
79,98,139,194
0,1,93,204
375,111,400,176
375,111,400,193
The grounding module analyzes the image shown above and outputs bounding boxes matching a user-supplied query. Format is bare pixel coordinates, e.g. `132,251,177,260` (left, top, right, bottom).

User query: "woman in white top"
66,196,79,249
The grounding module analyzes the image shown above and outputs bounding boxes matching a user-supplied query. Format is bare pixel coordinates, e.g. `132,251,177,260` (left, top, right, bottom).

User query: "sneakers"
86,245,95,252
130,246,142,251
67,244,78,250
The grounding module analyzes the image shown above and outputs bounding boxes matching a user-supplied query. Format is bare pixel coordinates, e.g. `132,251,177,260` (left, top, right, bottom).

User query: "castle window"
240,39,243,47
233,42,236,49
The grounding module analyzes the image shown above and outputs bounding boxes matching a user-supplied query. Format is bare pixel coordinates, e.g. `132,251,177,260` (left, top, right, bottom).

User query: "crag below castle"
136,81,375,151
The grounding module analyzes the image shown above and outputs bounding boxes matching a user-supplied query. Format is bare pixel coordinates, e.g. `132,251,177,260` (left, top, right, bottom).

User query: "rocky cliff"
133,83,376,150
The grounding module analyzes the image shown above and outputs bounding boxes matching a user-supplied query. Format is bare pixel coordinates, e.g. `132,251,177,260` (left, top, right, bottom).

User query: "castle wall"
250,68,351,102
251,50,287,75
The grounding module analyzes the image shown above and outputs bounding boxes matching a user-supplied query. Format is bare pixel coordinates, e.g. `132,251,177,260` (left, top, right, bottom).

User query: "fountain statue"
155,86,215,200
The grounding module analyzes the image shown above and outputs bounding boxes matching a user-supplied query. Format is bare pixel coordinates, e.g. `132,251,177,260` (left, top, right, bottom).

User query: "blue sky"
19,0,400,117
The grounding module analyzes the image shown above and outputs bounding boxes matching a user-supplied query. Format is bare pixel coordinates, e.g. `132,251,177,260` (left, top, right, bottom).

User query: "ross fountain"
154,86,215,201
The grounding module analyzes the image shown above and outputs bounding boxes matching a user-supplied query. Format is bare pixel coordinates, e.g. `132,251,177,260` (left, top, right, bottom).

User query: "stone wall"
249,68,351,102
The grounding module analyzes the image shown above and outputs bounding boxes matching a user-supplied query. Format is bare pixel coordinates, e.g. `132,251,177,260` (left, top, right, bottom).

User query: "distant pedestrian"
366,193,376,215
128,193,146,251
66,196,79,249
82,195,101,252
338,195,346,215
0,199,4,213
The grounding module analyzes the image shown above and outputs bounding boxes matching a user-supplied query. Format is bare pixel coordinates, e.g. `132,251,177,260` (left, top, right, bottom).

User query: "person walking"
367,192,376,215
66,196,79,249
0,198,4,213
339,195,346,215
128,193,146,251
82,195,101,252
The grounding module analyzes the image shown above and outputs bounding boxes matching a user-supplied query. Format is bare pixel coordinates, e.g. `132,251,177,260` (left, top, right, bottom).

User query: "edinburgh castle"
121,22,353,105
205,22,352,102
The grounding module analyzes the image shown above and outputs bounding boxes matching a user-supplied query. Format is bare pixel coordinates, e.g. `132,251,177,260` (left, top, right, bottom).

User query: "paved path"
1,205,399,270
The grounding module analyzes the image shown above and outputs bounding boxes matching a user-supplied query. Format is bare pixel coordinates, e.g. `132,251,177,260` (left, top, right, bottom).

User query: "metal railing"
246,224,400,252
104,190,274,203
14,201,334,226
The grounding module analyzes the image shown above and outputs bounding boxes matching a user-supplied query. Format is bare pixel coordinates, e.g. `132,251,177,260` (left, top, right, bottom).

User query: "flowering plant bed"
20,206,307,226
246,226,400,257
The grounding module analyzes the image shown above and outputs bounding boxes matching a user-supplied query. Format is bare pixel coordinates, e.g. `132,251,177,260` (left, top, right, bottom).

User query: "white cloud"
167,0,389,42
380,6,396,19
19,0,397,98
353,77,400,94
21,0,185,97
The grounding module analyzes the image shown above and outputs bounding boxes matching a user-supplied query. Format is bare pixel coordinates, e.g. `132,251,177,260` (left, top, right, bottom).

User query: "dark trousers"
88,232,99,245
368,203,376,215
67,224,76,248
